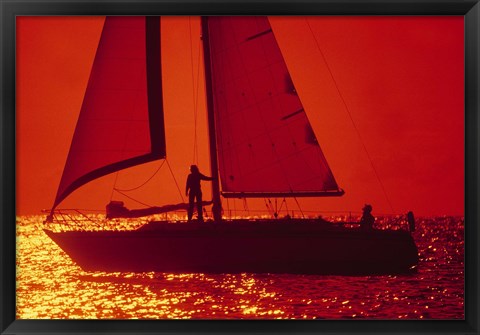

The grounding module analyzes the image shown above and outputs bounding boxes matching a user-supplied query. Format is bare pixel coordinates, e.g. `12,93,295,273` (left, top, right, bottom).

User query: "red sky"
16,16,464,216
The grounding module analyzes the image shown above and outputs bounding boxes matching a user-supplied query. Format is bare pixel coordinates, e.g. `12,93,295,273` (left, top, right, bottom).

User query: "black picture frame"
1,0,478,334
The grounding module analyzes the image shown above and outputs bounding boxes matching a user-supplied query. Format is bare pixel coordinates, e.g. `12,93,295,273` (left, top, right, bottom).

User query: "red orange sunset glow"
16,16,464,217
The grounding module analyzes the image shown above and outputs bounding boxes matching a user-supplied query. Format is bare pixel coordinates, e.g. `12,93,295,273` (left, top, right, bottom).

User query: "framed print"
1,0,479,334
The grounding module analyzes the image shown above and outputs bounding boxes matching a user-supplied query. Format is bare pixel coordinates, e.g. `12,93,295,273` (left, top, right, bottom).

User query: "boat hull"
44,220,418,275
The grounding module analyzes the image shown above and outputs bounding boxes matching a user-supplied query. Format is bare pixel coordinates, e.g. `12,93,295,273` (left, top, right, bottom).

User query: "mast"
201,16,222,222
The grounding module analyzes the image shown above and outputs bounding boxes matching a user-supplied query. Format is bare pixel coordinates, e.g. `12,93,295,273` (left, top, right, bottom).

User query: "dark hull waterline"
44,220,419,275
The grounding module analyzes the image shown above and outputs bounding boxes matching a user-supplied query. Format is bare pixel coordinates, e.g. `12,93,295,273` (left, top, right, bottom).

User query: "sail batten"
281,109,305,121
207,16,342,197
246,29,273,41
52,17,165,210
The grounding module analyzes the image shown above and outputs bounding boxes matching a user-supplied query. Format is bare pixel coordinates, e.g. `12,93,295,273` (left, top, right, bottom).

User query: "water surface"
16,216,464,319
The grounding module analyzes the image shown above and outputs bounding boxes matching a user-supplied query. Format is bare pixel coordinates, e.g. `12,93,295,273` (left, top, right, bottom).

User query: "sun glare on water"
16,215,464,319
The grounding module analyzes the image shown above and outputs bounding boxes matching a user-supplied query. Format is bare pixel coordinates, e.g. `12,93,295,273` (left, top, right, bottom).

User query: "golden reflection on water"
16,215,464,319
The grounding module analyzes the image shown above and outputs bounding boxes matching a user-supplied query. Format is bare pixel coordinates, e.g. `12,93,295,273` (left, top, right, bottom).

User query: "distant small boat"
44,16,418,275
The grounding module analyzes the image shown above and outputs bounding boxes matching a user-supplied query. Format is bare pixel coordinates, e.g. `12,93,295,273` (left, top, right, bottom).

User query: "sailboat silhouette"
44,16,418,275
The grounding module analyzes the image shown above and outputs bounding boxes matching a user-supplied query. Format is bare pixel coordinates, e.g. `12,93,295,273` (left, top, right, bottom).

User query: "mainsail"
206,17,343,198
52,16,165,210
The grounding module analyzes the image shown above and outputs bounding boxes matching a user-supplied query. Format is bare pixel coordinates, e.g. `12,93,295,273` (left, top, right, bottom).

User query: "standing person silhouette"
360,204,375,230
186,165,213,222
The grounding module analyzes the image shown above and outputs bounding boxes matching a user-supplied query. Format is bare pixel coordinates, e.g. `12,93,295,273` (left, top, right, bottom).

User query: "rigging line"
226,197,230,219
293,197,305,219
52,208,104,212
110,171,121,201
305,19,395,213
110,80,144,200
114,160,166,192
278,197,286,213
115,189,154,207
165,159,185,203
284,198,290,216
189,17,201,164
233,198,237,218
102,23,151,202
243,198,250,217
264,198,273,216
194,29,202,164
